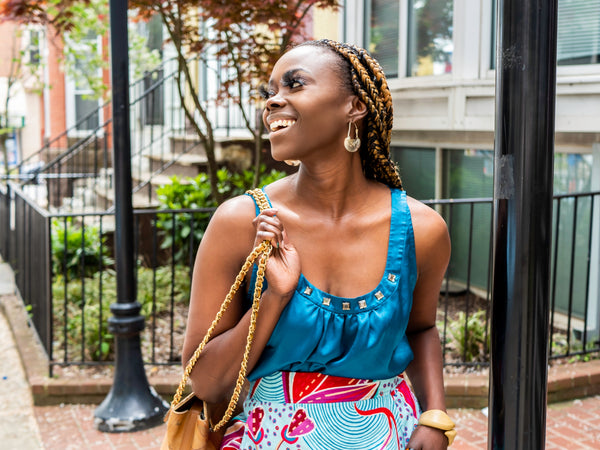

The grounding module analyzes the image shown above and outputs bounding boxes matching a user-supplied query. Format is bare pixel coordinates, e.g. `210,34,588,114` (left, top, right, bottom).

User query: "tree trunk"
0,135,9,176
252,119,265,188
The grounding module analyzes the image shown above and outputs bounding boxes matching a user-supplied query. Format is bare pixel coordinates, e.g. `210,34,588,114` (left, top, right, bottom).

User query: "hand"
252,209,301,299
407,425,449,450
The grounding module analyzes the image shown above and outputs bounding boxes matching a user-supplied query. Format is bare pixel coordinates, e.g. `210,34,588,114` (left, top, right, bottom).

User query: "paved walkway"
0,304,43,449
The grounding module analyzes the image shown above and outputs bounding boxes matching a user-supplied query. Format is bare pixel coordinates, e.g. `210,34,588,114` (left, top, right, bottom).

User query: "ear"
347,96,367,123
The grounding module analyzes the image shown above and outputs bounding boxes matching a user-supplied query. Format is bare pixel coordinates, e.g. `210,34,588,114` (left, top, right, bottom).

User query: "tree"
2,0,340,202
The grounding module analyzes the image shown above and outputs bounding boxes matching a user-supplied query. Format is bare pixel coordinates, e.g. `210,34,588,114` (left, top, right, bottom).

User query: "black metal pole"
94,0,168,432
488,0,558,448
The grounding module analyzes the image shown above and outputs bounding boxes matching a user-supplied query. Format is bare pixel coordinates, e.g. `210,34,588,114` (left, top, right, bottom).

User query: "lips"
268,119,296,132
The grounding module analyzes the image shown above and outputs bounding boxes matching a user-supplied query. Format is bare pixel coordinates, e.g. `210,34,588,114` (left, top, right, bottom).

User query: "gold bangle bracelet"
418,409,456,446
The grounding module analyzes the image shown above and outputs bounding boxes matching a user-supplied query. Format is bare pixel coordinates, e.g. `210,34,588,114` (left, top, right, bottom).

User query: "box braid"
298,39,403,189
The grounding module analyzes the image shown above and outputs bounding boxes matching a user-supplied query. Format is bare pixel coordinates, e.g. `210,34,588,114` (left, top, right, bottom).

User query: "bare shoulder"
200,194,259,258
211,193,258,224
406,196,451,268
407,196,447,235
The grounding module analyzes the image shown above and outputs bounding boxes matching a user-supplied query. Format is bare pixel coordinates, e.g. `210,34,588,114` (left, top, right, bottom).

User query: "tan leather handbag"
161,189,272,450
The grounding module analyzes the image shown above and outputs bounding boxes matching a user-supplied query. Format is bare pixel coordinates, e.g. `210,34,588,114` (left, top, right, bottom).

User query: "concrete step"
144,152,208,178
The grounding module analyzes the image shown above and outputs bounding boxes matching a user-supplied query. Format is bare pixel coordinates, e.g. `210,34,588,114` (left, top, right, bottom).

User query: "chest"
282,210,391,298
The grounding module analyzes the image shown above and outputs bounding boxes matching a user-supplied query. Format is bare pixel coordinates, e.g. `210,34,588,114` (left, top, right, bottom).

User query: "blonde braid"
301,39,403,189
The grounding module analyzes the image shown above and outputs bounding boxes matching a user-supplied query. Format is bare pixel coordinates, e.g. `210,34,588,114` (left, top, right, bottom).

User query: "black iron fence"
1,182,599,375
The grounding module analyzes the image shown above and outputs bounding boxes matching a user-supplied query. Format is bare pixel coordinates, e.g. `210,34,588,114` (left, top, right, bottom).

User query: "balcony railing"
1,182,599,376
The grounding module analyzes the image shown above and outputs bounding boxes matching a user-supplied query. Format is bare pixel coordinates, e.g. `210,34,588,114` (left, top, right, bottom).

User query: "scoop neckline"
295,188,403,313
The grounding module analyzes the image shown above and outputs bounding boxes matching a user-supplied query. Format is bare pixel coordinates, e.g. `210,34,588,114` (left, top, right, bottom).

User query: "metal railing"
1,182,599,375
424,197,495,368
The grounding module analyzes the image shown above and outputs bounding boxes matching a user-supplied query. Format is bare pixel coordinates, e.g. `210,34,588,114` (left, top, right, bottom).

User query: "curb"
3,287,600,408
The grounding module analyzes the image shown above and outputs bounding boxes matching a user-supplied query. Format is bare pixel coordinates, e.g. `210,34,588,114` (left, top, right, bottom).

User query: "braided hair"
297,39,403,189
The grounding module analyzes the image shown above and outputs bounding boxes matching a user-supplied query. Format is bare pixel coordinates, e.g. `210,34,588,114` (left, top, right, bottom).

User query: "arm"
405,199,452,450
182,195,300,403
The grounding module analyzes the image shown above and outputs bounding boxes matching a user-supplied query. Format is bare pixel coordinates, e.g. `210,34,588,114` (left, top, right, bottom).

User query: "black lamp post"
94,0,169,432
489,0,558,448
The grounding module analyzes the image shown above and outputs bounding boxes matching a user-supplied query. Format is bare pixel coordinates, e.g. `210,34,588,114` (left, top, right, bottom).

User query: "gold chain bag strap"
161,189,273,450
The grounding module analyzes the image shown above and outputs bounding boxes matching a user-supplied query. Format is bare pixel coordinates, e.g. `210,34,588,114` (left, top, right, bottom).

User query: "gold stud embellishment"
375,291,384,301
342,302,351,311
358,299,367,309
387,273,397,283
303,286,313,296
322,297,331,306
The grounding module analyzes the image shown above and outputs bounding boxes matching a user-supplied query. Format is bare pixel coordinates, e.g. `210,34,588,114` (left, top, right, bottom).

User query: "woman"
182,39,452,450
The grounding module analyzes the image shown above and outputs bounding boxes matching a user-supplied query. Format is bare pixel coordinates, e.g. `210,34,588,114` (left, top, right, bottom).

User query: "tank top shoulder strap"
245,187,273,216
386,188,416,275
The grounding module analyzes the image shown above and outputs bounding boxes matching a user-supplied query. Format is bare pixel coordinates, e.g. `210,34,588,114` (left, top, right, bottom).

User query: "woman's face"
262,45,355,163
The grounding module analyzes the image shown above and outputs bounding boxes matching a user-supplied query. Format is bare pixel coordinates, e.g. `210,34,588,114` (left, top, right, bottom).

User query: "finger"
255,224,284,247
253,218,284,237
258,208,278,218
280,229,292,250
253,215,284,232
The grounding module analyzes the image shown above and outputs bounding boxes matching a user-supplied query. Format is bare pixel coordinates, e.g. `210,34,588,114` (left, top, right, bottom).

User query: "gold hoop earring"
344,122,361,153
284,160,300,166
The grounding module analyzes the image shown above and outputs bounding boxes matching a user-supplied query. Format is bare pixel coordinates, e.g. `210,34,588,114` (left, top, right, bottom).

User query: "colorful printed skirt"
220,371,421,450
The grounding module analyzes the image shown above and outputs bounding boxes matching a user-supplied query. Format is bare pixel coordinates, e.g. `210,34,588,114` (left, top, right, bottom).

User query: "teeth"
269,119,296,131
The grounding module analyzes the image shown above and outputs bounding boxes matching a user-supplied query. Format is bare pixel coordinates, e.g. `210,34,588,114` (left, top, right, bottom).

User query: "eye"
289,79,304,89
258,84,275,100
284,77,305,90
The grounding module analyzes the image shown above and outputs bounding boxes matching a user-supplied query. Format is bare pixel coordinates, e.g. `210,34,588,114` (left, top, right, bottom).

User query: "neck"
291,155,374,219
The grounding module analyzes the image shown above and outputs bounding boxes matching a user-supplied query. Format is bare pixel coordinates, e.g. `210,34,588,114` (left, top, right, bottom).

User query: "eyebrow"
268,68,312,87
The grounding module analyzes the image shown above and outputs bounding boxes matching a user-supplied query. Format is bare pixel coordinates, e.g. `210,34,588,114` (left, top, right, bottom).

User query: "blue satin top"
245,187,417,381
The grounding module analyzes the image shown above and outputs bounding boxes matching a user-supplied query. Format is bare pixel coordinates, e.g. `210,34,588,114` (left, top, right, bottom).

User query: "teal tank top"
245,187,417,381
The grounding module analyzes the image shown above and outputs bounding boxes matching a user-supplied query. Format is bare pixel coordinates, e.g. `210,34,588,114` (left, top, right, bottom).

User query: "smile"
269,119,296,132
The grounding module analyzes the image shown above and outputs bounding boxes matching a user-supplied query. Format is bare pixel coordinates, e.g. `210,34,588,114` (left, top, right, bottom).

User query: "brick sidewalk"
33,395,600,449
447,396,600,449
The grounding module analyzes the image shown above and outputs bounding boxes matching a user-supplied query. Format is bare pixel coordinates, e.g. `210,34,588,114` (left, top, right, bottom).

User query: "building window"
407,0,454,76
390,146,435,199
28,30,41,64
490,0,497,70
65,33,102,133
442,148,493,199
367,0,401,78
72,57,100,132
554,153,593,194
140,15,164,126
491,0,600,69
442,148,494,293
557,0,600,66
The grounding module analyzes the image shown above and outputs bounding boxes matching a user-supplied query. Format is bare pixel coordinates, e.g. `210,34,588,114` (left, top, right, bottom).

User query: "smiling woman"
181,39,454,450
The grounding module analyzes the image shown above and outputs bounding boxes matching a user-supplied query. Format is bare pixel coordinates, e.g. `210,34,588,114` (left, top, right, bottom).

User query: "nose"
265,93,286,110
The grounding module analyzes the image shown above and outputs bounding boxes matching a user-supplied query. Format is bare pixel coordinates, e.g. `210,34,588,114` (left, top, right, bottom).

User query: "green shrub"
51,218,113,279
156,166,286,263
447,310,489,363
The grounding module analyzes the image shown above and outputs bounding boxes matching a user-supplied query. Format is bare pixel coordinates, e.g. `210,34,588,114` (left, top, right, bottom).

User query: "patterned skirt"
220,371,421,450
